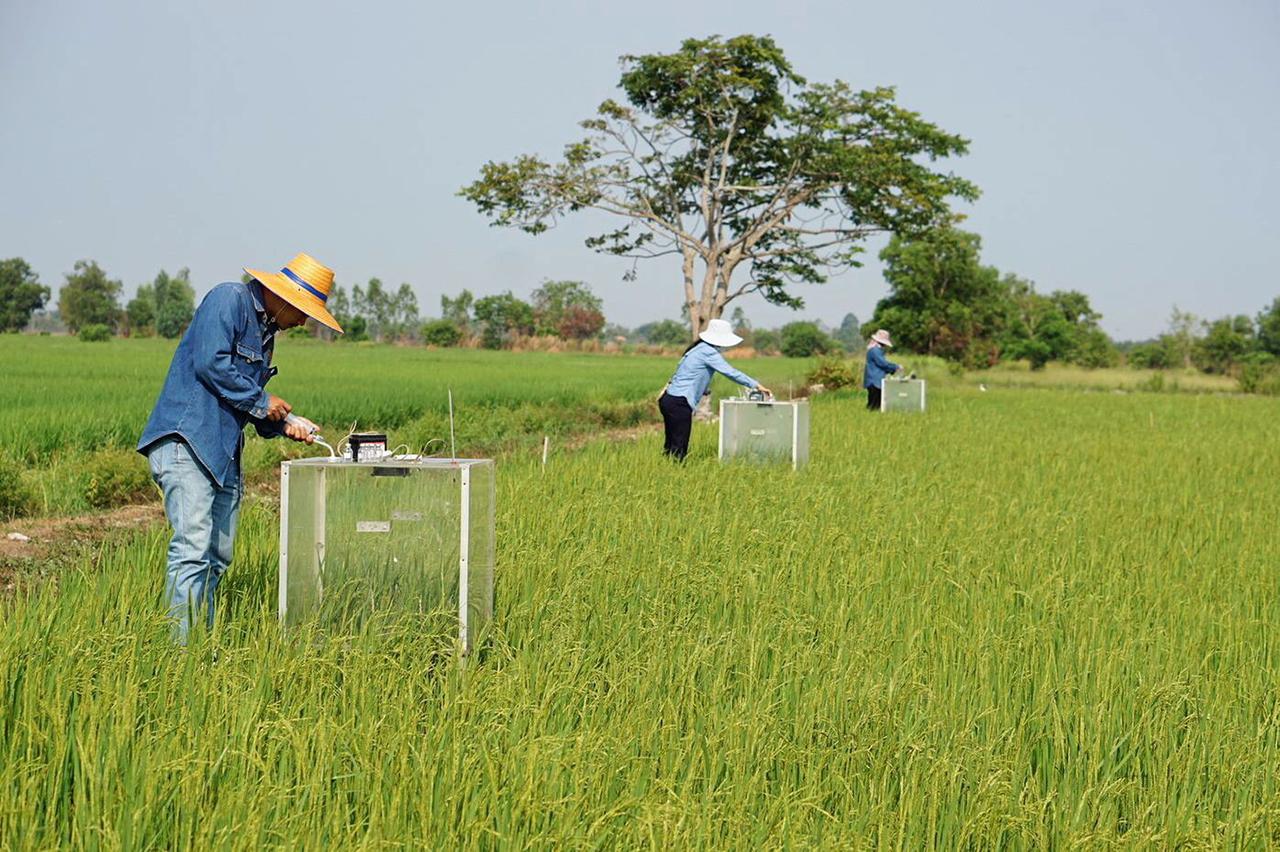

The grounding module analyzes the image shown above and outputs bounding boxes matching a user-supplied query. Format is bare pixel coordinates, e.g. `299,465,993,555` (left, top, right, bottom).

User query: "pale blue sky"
1,0,1277,339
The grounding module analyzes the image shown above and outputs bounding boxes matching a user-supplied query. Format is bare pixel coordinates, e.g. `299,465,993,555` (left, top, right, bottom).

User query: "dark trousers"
659,392,693,460
866,386,882,411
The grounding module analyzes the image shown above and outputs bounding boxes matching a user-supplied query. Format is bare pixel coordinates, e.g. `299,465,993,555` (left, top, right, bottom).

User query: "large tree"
58,260,122,333
0,258,50,332
866,228,1006,365
461,34,977,337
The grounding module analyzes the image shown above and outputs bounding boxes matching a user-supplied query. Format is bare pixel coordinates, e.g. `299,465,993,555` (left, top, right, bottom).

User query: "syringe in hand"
284,413,336,458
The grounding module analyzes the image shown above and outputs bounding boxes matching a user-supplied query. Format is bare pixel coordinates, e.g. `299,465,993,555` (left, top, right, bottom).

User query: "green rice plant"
1,387,1279,846
0,453,33,520
81,448,153,509
0,336,815,507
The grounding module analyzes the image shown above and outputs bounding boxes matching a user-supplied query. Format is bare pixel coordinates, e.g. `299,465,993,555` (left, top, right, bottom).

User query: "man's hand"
756,384,773,398
265,394,292,422
283,421,315,443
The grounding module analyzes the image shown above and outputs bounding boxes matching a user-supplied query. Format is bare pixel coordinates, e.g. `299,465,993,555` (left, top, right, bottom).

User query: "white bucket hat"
699,318,743,348
871,329,894,348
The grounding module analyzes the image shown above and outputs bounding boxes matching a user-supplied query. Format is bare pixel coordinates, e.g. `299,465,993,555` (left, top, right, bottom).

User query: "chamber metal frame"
278,456,493,655
718,398,810,469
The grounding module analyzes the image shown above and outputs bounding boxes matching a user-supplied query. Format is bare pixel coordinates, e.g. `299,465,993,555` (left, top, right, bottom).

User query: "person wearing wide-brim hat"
137,253,343,642
863,328,902,411
657,318,772,461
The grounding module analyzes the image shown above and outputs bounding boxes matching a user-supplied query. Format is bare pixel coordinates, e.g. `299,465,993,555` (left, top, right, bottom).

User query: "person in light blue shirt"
863,328,901,411
658,318,771,460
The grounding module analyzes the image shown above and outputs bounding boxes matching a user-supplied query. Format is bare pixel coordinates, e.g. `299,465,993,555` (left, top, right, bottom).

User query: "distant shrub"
82,450,152,509
78,324,112,342
1128,341,1172,370
1137,372,1166,393
806,357,857,391
1233,350,1274,394
751,329,781,355
780,322,831,358
0,455,34,520
421,319,463,348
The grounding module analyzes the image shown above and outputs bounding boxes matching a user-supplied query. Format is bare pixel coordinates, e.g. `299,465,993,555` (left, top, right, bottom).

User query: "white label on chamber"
356,521,391,533
391,511,423,522
749,429,768,436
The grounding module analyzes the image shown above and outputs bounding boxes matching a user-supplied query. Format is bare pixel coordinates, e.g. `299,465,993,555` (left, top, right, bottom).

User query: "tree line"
4,253,1277,385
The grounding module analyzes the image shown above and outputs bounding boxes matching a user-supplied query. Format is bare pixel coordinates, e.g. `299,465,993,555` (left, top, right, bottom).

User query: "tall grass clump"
0,453,33,520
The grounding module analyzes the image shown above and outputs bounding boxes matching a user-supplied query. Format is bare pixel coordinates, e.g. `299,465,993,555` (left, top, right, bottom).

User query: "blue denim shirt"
863,345,901,389
137,281,283,486
665,341,759,410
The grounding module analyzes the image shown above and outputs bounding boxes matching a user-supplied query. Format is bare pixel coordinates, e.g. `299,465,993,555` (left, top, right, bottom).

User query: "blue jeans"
147,437,242,643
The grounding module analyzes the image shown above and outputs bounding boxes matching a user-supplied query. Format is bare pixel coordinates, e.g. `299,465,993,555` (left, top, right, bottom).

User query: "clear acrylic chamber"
279,457,495,652
718,399,810,469
881,378,927,413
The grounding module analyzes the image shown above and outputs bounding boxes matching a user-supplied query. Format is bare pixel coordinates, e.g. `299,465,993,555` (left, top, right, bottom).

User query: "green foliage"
127,268,196,339
1193,314,1256,373
1072,327,1121,368
58,260,122,333
805,356,856,390
343,315,369,342
460,34,976,334
635,319,689,348
531,280,604,339
830,312,861,351
153,268,195,338
1127,340,1172,369
870,231,1118,370
751,328,781,354
1163,307,1199,370
441,290,475,333
78,323,112,342
1137,371,1166,393
81,449,152,509
125,283,156,334
420,319,463,348
473,292,535,349
350,279,420,342
1238,353,1280,395
867,229,1006,366
1256,297,1280,357
0,257,50,332
0,453,33,520
780,321,832,357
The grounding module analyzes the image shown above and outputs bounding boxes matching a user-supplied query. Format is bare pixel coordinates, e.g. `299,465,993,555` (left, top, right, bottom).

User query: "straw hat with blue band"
243,253,344,334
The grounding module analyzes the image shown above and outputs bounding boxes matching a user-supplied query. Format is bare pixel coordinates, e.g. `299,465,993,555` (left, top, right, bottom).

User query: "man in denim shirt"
137,253,343,642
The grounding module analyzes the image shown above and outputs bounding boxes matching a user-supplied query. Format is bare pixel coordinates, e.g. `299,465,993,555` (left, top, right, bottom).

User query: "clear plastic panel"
465,461,496,640
719,400,808,468
281,458,495,648
882,379,926,413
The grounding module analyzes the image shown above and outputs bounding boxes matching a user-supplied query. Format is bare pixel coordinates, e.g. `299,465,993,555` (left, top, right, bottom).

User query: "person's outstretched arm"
868,347,900,375
707,349,769,393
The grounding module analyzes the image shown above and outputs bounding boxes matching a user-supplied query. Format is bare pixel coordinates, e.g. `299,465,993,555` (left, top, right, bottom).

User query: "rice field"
0,335,814,518
2,344,1279,846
